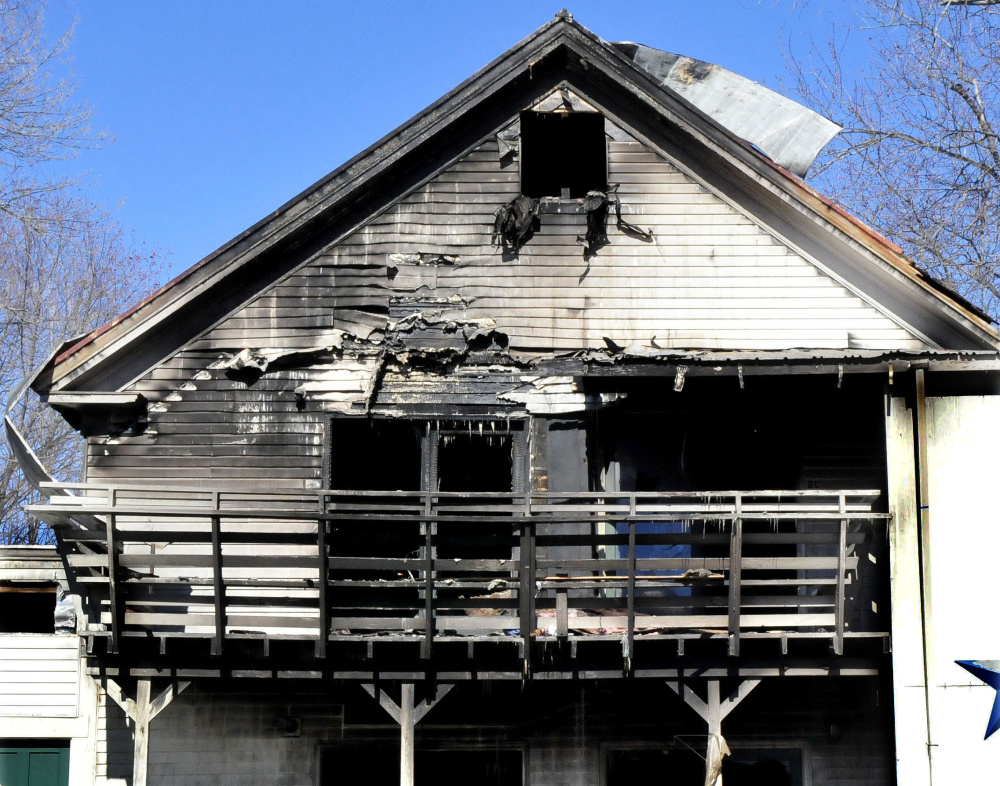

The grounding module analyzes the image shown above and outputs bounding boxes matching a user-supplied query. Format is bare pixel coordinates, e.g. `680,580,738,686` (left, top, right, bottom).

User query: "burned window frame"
324,416,528,493
518,109,608,199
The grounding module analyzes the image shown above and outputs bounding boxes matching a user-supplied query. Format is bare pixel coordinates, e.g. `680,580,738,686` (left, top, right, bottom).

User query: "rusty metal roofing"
613,42,841,177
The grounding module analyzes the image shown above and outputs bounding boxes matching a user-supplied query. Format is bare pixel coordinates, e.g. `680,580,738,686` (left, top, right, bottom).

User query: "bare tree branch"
785,0,1000,318
0,1,162,544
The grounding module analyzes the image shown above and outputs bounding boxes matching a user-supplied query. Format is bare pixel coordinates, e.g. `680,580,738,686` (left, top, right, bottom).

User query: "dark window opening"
328,419,424,568
436,428,516,561
724,748,802,786
0,585,56,634
607,748,703,785
329,419,423,492
520,111,607,198
320,747,522,786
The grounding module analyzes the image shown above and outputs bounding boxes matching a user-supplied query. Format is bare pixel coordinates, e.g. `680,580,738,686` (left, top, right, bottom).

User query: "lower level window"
0,740,70,786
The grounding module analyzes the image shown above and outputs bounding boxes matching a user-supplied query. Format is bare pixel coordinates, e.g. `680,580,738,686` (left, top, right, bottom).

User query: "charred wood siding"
87,133,925,485
194,137,925,354
87,351,326,486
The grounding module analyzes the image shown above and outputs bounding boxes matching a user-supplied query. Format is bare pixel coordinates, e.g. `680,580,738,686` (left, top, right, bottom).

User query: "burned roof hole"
520,111,606,198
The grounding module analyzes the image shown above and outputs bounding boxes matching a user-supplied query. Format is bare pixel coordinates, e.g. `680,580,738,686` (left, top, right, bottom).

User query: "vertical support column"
422,491,434,661
913,369,935,781
105,487,120,655
210,489,224,657
885,396,932,786
625,494,636,671
834,494,847,656
316,492,328,659
666,679,758,786
914,369,934,675
133,678,151,786
727,495,743,657
519,513,536,673
361,683,453,786
400,683,415,786
706,679,721,735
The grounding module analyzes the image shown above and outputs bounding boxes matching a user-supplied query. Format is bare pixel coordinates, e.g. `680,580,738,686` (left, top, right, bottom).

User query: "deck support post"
400,684,415,786
666,678,760,786
133,679,151,786
102,678,190,786
362,682,454,786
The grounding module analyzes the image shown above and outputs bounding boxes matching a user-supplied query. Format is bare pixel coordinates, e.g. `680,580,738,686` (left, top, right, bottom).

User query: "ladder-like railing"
29,484,887,662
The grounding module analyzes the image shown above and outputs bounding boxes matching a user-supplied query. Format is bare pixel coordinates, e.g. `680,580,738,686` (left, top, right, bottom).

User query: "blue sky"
43,1,866,280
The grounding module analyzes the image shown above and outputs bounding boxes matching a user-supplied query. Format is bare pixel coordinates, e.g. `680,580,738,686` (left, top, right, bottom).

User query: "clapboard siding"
0,635,79,717
89,131,926,485
187,136,924,354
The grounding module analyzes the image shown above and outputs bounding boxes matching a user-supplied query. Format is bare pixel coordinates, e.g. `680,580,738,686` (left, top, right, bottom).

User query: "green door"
0,742,70,786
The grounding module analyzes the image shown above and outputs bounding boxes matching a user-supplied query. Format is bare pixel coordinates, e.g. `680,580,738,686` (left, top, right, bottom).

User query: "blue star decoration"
956,660,1000,739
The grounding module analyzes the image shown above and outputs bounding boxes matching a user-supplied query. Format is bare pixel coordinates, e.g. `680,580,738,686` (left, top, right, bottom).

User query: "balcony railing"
29,484,887,666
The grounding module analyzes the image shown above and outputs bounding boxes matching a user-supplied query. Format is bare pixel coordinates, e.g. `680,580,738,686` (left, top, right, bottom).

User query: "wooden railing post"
519,497,536,674
105,487,120,655
210,490,225,656
625,494,637,672
834,493,848,656
728,494,743,657
316,492,328,659
422,491,434,661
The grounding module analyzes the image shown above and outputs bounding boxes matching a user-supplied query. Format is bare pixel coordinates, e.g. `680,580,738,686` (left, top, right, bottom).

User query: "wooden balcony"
29,485,889,679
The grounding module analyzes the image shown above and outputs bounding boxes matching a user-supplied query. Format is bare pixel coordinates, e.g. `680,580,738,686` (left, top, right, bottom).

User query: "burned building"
8,12,1000,786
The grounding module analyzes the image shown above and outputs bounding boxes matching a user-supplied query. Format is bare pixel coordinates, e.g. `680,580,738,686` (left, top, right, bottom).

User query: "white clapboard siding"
86,127,929,486
0,635,79,718
189,134,925,354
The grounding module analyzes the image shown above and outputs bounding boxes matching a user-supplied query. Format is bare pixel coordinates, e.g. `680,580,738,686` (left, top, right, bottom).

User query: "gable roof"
30,13,1000,394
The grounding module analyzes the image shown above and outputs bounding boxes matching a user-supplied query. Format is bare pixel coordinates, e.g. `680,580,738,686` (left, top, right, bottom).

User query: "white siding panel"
194,136,926,353
0,635,79,717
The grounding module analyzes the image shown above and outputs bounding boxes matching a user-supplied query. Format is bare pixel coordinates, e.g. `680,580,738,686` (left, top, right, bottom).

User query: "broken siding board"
94,131,931,482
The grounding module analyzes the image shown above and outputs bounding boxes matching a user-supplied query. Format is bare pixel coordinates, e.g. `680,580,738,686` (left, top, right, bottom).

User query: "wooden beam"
834,496,847,656
102,678,135,721
400,683,414,786
668,678,759,786
210,490,224,657
149,680,191,721
413,684,453,724
47,392,144,408
665,679,708,722
360,683,401,724
706,680,722,736
360,683,454,786
719,678,760,721
133,678,151,786
105,489,120,655
727,496,743,656
913,369,936,778
317,493,328,659
885,396,932,786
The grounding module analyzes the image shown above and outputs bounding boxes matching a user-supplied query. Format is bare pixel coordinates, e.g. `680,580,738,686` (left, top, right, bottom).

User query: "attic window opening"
520,111,606,198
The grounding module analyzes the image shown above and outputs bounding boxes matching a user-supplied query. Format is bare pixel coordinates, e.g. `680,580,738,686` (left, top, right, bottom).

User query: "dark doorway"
435,426,517,561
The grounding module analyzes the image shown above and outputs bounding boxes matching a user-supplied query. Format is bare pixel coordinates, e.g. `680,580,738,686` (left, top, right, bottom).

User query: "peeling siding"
89,129,927,486
193,136,925,355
